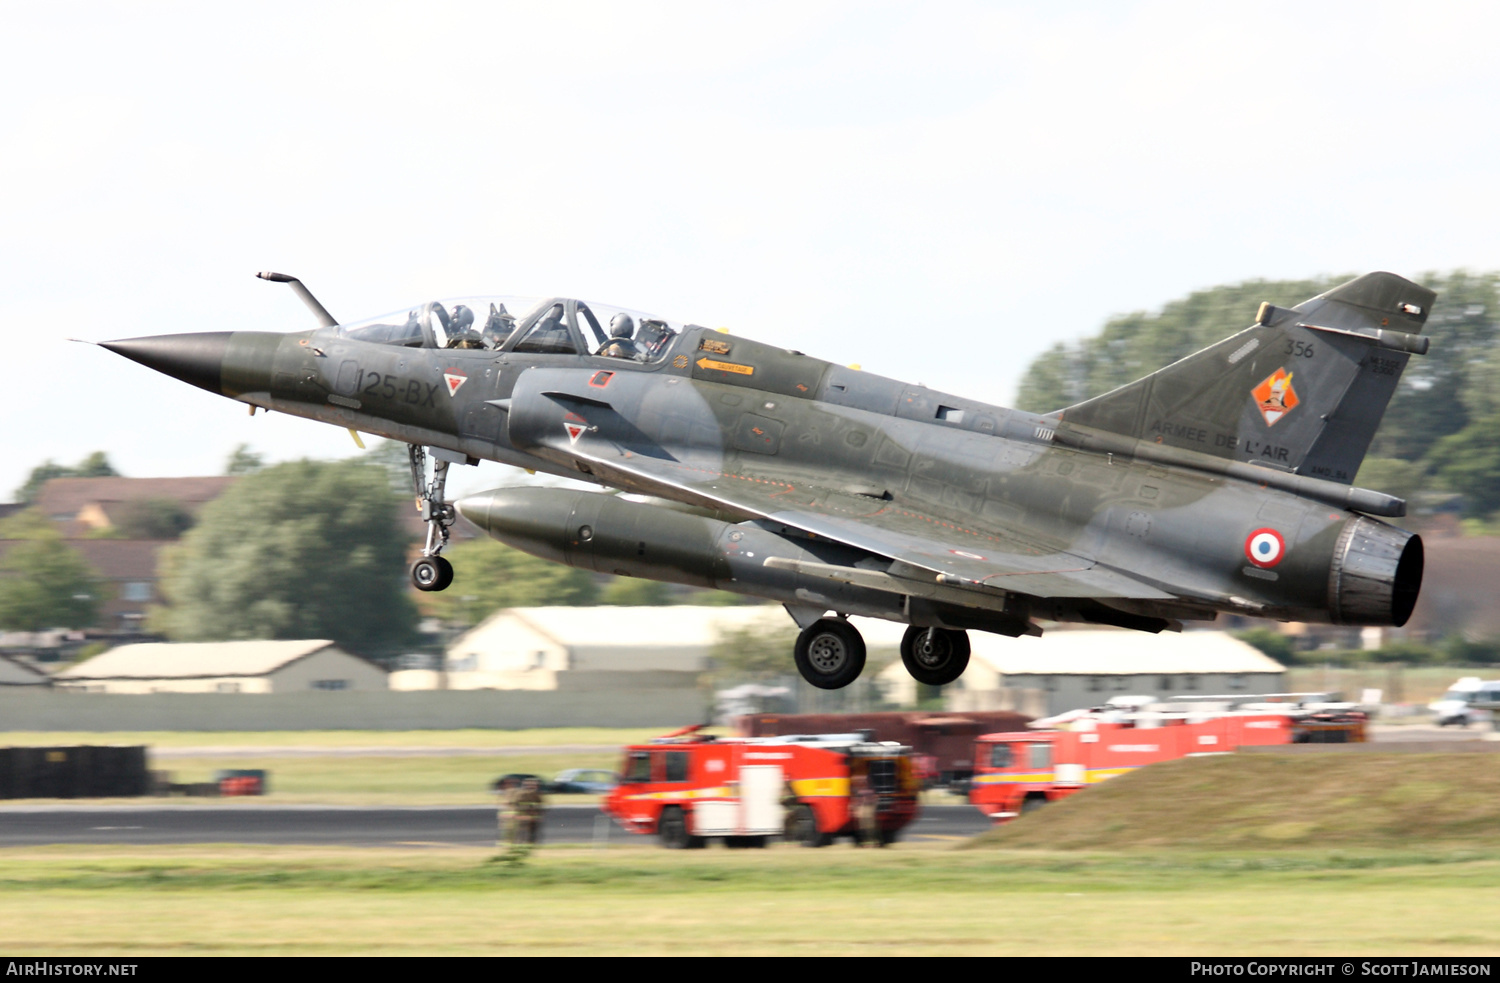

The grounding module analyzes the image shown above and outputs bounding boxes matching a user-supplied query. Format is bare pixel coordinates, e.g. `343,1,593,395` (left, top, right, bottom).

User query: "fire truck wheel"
789,804,829,847
659,806,691,849
900,626,971,686
1020,794,1047,814
793,619,867,690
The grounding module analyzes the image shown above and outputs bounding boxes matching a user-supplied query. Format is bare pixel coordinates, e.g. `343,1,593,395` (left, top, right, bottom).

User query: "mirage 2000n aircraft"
98,271,1429,691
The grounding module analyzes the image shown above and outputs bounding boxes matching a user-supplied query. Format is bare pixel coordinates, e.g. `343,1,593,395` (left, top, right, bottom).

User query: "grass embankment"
970,753,1500,851
1,844,1497,955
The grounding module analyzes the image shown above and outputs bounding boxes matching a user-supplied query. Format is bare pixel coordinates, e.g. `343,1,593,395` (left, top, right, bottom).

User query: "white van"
1429,677,1500,727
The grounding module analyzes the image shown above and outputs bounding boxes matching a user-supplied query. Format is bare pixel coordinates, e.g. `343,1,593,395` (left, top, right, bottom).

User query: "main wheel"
411,555,454,592
793,619,866,690
901,626,970,686
658,806,690,849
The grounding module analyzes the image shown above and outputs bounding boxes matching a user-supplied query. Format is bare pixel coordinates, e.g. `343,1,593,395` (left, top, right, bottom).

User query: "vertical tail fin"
1055,272,1434,484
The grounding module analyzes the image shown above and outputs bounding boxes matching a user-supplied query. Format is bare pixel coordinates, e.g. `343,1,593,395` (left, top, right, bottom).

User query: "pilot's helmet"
450,305,475,333
610,313,636,339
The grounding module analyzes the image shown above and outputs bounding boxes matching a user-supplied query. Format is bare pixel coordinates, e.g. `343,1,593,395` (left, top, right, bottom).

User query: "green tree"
0,535,102,631
599,577,672,606
1351,457,1427,506
224,444,265,476
111,499,195,540
14,451,120,504
1233,627,1300,666
420,537,599,628
705,623,799,686
1428,413,1500,515
0,508,57,540
363,439,418,496
152,459,418,660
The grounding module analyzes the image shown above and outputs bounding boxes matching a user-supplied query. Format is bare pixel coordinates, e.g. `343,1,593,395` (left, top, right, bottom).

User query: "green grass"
971,752,1500,851
1286,665,1473,705
150,753,619,805
0,727,671,748
1,844,1497,955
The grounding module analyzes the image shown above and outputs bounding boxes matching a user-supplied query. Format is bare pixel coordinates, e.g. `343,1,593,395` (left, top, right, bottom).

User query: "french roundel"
1245,528,1286,568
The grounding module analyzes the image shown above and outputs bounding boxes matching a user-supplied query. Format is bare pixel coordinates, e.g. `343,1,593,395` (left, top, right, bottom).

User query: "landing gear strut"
901,626,970,687
408,445,455,592
793,618,866,690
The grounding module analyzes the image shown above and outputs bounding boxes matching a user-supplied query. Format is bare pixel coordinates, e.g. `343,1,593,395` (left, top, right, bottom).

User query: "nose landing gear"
408,444,455,592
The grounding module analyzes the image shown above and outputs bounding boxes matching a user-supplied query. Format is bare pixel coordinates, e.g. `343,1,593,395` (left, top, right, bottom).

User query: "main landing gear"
788,615,972,690
793,619,867,690
900,626,970,687
408,444,455,592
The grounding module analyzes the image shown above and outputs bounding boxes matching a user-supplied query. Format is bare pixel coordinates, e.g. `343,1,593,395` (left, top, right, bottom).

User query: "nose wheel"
793,618,866,690
408,444,456,592
411,555,454,592
901,626,970,686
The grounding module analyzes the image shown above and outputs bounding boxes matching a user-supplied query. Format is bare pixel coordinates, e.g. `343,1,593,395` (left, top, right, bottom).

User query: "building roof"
458,604,795,651
967,629,1284,675
34,476,239,522
0,539,169,579
54,639,351,680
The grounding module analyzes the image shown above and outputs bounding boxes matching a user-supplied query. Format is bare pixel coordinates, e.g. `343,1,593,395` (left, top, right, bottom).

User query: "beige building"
53,639,388,694
404,605,795,691
0,654,49,687
880,628,1286,715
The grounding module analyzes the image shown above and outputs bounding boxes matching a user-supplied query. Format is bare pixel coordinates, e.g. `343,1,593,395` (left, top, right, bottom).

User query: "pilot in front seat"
596,313,643,360
445,304,485,349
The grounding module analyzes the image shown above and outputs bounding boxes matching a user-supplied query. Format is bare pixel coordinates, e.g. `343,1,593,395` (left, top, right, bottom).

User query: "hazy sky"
5,1,1500,501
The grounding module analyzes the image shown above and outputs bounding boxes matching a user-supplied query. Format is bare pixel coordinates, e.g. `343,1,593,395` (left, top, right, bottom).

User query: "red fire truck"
603,727,922,848
969,695,1367,822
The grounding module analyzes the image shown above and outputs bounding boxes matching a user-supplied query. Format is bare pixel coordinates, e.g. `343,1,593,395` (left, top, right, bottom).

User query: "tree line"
0,446,743,663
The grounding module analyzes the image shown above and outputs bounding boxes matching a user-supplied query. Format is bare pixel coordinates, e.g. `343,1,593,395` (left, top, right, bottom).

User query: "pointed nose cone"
100,332,233,396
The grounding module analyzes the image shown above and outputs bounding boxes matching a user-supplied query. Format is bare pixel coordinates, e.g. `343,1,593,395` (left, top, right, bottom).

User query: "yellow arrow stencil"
696,357,754,376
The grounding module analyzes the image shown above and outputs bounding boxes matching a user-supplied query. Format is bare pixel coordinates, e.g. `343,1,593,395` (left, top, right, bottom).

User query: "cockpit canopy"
336,296,682,362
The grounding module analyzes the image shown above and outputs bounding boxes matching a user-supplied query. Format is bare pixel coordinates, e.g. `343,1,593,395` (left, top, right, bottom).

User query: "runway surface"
0,803,990,847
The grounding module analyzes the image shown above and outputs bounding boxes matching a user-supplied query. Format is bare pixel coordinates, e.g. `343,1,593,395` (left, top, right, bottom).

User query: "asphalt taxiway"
0,803,990,847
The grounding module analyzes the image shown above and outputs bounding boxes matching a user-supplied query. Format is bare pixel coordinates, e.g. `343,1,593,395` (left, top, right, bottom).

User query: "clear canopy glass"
336,296,683,362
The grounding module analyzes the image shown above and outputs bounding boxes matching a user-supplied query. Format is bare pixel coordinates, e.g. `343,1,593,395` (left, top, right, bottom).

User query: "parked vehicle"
604,726,920,848
735,710,1030,789
547,769,619,794
1430,677,1500,727
969,694,1367,822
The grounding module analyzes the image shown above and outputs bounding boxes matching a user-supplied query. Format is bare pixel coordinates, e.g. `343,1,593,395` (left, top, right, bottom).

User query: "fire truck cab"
969,694,1367,822
604,729,921,848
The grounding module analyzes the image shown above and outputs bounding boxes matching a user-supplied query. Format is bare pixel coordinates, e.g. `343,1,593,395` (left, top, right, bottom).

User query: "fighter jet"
98,271,1429,690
